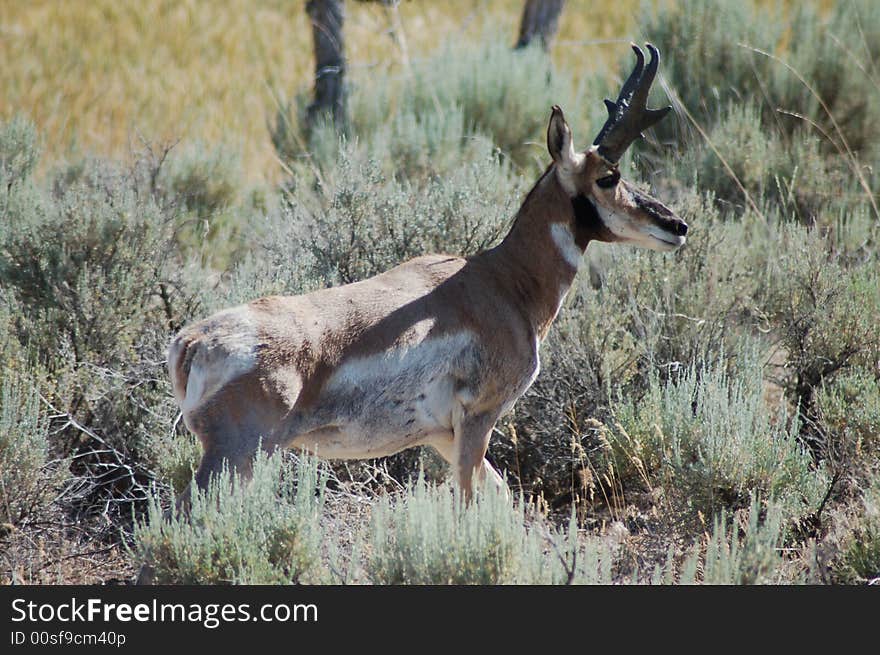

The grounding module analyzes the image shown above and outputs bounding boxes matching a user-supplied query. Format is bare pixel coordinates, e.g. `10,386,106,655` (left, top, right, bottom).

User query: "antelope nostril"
675,221,688,237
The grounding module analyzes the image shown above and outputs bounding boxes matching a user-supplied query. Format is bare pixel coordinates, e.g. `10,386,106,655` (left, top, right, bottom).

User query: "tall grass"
679,497,804,584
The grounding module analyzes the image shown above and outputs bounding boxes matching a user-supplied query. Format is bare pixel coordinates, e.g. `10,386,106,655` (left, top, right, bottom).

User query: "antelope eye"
595,172,620,188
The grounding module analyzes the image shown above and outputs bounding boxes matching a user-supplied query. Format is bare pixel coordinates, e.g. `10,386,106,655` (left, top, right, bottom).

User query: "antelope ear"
547,105,577,169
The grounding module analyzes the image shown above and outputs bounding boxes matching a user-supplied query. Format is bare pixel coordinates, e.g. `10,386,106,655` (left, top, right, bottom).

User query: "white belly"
288,332,477,458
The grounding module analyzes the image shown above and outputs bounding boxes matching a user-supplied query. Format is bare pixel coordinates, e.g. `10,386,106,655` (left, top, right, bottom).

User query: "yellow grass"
1,0,641,185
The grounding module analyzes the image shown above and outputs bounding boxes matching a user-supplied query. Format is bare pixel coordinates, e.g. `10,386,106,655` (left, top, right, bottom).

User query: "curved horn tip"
646,43,660,59
551,104,563,116
630,43,645,61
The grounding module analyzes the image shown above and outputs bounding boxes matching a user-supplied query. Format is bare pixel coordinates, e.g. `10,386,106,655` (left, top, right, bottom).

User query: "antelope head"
548,43,687,252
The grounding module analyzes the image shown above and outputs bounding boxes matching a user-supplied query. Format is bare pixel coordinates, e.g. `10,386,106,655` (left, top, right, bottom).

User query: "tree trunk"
515,0,565,51
306,0,347,132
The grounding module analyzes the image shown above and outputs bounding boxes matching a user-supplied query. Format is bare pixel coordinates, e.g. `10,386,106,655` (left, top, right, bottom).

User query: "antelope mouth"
650,233,686,250
644,224,686,251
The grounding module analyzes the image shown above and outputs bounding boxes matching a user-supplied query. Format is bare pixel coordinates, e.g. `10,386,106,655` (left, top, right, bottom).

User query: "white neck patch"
550,222,584,270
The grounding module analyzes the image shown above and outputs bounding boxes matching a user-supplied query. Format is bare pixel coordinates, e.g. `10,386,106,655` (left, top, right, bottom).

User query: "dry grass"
1,515,136,585
1,0,640,185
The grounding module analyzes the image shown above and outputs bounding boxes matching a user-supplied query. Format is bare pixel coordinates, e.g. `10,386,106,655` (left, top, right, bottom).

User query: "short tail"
167,333,197,406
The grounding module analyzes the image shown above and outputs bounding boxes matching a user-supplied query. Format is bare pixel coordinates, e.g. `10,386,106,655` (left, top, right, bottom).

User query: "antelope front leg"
451,411,508,502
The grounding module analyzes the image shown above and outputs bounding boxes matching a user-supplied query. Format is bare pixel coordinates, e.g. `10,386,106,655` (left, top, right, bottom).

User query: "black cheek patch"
572,194,599,226
571,195,601,249
572,194,616,246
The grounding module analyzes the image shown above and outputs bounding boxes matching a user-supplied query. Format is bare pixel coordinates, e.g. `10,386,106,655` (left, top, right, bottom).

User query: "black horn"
592,43,672,164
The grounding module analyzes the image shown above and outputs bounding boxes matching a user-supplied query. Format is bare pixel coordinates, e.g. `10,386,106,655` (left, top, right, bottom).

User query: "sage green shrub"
135,452,327,584
662,102,844,219
836,478,880,584
367,478,622,585
606,346,828,522
817,370,880,474
0,114,40,198
762,225,880,463
644,0,880,160
0,124,209,517
157,142,247,267
0,374,62,529
274,36,603,177
353,37,593,167
271,142,519,287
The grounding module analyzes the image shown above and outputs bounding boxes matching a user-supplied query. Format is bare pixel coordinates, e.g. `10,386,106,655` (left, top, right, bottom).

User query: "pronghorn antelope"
169,44,686,503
